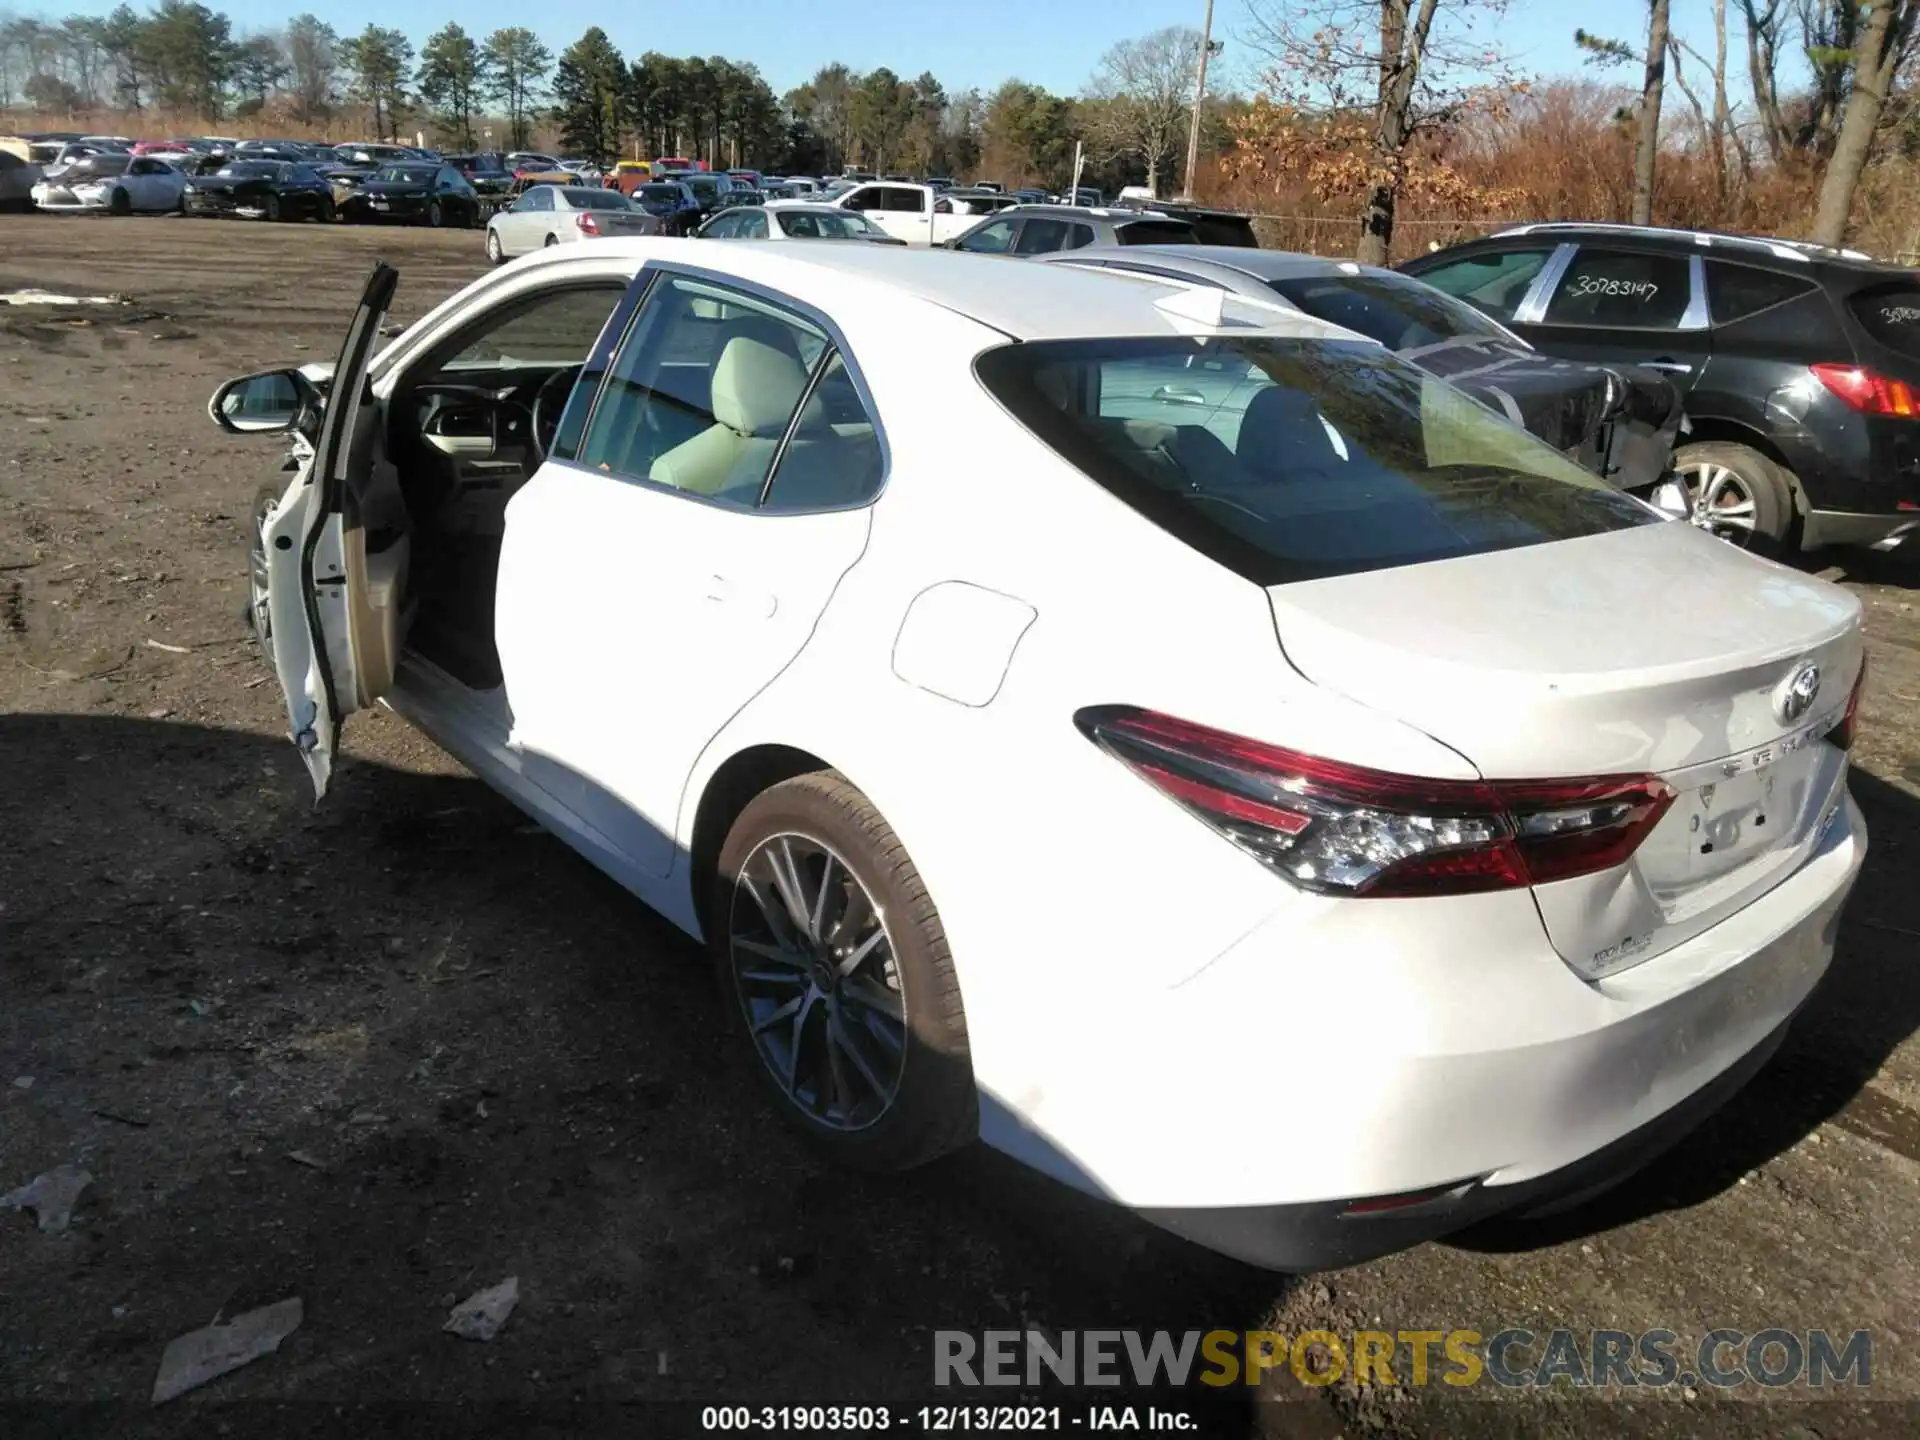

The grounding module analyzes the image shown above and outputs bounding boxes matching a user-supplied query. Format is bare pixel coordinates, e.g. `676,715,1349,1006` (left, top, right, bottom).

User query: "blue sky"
226,0,1760,99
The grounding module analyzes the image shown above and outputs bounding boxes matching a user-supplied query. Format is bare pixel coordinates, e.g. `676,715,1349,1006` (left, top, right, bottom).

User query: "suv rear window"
1705,261,1816,324
975,337,1654,585
1117,220,1197,246
1848,285,1920,357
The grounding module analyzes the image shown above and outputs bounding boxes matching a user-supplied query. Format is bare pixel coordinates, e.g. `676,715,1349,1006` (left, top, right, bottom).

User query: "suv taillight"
1812,363,1920,417
1832,658,1868,752
575,212,600,236
1077,706,1675,898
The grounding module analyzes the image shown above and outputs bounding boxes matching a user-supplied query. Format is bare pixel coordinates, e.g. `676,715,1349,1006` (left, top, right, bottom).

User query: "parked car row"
212,237,1872,1273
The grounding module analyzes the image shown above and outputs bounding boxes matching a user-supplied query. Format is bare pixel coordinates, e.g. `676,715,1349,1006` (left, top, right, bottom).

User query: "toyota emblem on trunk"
1776,663,1821,723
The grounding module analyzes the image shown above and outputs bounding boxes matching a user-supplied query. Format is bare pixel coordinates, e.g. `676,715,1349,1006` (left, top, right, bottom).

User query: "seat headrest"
1237,385,1341,476
712,335,809,437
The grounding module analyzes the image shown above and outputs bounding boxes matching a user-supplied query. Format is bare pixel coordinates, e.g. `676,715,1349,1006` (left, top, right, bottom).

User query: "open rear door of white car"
261,261,400,800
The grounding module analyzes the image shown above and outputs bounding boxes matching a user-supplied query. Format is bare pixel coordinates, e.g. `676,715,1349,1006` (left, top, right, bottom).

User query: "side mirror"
209,368,313,434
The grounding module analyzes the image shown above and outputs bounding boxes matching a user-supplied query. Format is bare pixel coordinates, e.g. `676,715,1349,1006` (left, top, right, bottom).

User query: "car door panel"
494,269,872,877
261,262,402,799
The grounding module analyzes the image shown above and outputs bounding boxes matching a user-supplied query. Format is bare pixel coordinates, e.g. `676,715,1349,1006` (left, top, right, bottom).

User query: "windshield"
1268,272,1511,350
374,166,436,183
219,161,282,178
67,155,131,178
974,337,1653,585
684,175,724,196
776,209,881,239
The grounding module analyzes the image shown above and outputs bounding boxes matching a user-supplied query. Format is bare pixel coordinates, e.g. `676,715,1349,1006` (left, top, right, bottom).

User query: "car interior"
377,282,630,689
361,274,881,692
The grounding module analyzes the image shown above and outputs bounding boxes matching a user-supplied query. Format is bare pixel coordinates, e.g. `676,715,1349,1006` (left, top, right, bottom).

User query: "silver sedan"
485,185,659,263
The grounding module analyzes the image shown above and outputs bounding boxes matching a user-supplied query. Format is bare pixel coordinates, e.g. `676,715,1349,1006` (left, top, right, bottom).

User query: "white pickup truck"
830,181,986,246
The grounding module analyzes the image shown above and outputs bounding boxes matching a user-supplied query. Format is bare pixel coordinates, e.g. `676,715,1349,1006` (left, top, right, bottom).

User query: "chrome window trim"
1511,243,1576,324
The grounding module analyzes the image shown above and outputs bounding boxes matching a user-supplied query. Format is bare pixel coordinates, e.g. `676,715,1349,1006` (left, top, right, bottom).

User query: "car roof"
996,203,1175,223
1482,221,1888,269
1040,244,1389,285
523,237,1350,341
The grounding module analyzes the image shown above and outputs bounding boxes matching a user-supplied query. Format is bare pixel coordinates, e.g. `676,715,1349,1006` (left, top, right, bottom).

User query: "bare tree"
1631,0,1671,223
1738,0,1792,161
1812,0,1919,244
1084,26,1201,196
1242,0,1518,264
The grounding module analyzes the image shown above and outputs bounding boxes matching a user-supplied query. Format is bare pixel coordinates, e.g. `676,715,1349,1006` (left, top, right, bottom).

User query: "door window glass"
1015,219,1071,254
1706,261,1817,325
959,219,1017,253
761,352,884,512
1416,248,1554,321
739,209,769,238
1543,248,1692,328
430,285,626,374
576,276,828,504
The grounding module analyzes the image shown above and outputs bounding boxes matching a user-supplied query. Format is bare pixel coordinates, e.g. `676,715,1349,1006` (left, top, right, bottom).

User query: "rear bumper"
983,792,1865,1269
1803,507,1920,550
1141,1002,1797,1271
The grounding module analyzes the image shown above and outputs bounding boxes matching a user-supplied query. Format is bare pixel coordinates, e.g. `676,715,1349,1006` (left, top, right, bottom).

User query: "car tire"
1671,441,1795,553
108,187,131,216
266,193,282,222
427,200,444,228
711,772,976,1172
543,233,558,247
319,196,336,223
485,228,504,265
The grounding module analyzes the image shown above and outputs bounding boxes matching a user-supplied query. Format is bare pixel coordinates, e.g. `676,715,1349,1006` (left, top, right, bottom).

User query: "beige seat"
648,334,812,499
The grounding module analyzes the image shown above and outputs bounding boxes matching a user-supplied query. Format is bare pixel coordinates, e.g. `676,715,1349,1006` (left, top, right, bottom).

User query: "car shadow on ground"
0,712,1293,1431
1451,766,1920,1253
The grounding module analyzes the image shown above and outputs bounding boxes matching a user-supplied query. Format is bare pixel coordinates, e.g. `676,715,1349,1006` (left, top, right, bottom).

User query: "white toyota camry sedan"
211,241,1867,1270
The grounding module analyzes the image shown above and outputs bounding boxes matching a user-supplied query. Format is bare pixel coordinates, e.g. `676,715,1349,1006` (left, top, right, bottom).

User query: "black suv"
1402,223,1920,552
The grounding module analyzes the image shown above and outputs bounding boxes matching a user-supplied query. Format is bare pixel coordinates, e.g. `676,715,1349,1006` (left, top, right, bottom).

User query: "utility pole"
1179,0,1216,202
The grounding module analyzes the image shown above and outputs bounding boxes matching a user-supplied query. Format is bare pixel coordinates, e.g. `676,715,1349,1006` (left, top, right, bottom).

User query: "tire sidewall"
428,200,443,228
709,774,975,1171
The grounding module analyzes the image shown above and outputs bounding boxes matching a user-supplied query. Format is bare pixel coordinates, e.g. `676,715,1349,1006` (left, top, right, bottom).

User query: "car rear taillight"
1076,706,1675,898
1832,658,1868,752
1811,362,1920,417
575,212,600,236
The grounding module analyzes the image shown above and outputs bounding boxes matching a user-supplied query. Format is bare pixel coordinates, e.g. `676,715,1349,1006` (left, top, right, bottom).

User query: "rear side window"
1266,273,1510,349
1117,220,1197,246
974,338,1654,585
958,218,1017,253
1543,248,1691,329
1847,285,1920,357
1415,248,1554,321
1705,261,1817,324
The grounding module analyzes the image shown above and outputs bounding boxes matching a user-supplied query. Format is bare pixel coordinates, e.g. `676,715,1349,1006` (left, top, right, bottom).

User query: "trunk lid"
1266,522,1863,978
589,210,659,237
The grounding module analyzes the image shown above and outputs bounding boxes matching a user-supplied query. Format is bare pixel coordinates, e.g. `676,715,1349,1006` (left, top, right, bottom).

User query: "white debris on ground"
2,1164,92,1233
443,1276,519,1341
151,1297,304,1403
0,290,126,307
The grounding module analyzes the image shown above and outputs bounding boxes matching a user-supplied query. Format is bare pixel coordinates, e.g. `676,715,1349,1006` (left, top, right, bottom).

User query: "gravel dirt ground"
1,213,1917,1440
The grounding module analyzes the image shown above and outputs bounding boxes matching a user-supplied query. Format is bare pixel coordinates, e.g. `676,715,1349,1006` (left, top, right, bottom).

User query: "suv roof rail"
1490,220,1874,265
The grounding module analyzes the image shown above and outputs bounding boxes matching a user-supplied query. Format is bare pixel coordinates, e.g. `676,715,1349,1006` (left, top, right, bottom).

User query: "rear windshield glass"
374,166,435,183
1117,220,1197,246
1267,273,1510,349
568,188,634,210
974,337,1655,585
638,184,684,203
1848,286,1920,356
219,161,281,178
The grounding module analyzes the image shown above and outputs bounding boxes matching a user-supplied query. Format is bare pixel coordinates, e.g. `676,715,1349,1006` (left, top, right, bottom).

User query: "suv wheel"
1671,441,1794,553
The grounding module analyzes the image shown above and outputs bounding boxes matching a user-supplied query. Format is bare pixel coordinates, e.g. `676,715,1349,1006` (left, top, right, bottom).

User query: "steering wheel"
529,364,585,462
